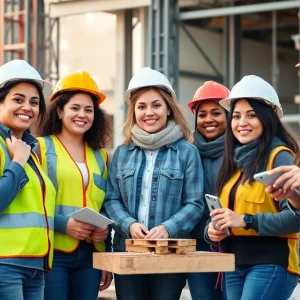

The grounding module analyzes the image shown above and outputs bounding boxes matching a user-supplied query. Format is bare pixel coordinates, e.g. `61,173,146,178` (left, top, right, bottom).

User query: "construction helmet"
50,71,106,105
0,59,52,96
219,75,283,118
125,67,176,103
188,81,230,114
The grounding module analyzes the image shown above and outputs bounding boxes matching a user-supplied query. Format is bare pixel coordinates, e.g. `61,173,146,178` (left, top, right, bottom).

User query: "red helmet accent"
188,81,230,114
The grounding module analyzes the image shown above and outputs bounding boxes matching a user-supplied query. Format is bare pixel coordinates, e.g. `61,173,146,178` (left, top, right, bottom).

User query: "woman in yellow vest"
206,75,300,300
35,71,112,300
0,60,55,300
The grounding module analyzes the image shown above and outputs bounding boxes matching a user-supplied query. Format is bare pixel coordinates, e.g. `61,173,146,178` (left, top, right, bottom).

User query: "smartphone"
205,194,230,236
253,170,286,189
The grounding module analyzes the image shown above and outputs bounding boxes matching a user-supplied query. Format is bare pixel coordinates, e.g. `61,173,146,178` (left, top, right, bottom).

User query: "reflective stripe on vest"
37,135,107,253
55,205,81,216
0,213,54,230
0,136,55,269
43,136,58,190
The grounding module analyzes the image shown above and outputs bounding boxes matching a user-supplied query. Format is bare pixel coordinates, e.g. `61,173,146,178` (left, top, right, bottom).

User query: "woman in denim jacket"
104,67,204,300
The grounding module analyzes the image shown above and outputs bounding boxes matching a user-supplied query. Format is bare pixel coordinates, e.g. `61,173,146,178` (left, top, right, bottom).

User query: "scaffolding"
0,0,59,83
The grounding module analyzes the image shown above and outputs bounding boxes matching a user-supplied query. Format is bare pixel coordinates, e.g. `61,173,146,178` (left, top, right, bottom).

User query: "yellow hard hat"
50,71,106,105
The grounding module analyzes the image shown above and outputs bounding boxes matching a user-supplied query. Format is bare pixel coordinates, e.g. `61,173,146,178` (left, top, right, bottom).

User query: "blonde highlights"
123,87,191,144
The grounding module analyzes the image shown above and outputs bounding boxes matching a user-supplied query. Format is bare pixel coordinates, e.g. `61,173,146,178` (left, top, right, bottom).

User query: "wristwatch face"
244,214,253,224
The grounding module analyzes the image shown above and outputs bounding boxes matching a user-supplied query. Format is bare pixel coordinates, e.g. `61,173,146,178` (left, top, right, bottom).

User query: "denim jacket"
103,139,204,251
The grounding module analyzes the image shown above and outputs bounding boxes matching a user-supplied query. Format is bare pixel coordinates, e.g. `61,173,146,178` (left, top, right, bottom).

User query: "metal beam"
180,70,222,82
282,114,300,123
113,10,133,147
180,0,300,20
180,22,223,80
50,0,150,18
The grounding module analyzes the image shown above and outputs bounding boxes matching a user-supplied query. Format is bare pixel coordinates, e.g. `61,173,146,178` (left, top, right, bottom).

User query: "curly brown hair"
37,91,111,149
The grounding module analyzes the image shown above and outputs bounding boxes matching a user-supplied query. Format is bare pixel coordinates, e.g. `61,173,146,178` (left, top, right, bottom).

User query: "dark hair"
215,98,299,195
37,91,111,149
0,79,46,127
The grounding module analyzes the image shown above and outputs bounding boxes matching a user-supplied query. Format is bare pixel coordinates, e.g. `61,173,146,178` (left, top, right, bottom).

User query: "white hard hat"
125,67,176,103
219,75,283,118
0,60,52,96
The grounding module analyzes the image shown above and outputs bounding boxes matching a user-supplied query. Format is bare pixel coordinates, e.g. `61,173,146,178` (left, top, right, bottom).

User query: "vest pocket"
159,168,183,196
242,183,266,204
117,169,135,195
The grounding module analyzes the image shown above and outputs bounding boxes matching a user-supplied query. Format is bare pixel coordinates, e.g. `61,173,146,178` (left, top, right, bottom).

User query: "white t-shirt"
76,162,88,189
138,149,159,228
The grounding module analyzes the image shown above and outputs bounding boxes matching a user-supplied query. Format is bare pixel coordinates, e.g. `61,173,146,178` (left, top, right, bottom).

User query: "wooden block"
93,251,235,274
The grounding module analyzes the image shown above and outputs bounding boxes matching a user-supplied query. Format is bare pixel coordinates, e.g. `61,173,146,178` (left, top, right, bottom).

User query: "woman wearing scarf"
103,67,204,300
206,75,300,300
187,81,229,300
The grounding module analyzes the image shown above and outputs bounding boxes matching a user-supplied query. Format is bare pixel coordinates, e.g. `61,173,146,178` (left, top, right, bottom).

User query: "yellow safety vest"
220,146,299,275
37,135,108,253
0,136,56,270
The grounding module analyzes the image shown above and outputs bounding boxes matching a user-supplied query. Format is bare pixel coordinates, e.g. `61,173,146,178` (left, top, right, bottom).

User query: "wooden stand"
93,251,235,274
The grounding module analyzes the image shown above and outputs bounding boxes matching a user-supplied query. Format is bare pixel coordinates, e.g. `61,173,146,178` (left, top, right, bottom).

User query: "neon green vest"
0,136,56,270
37,135,108,253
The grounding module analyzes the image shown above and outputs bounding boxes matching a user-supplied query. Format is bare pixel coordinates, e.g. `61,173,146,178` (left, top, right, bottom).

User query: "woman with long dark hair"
206,75,300,300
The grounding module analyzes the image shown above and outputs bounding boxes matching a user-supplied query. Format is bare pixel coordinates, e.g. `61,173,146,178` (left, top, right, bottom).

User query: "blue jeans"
187,239,227,300
114,273,186,300
225,264,298,300
44,241,102,300
0,264,44,300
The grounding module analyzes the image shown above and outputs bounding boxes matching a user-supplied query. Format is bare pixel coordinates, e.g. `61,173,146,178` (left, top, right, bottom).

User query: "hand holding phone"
205,194,230,236
253,170,286,189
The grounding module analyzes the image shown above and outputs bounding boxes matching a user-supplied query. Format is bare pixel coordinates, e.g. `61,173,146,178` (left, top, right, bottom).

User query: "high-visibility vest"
37,135,108,253
0,136,56,270
220,146,299,275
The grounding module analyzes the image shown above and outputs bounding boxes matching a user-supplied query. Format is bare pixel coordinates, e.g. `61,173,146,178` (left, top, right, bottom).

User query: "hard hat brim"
125,84,176,103
50,87,106,105
0,78,52,97
188,97,224,114
219,97,283,119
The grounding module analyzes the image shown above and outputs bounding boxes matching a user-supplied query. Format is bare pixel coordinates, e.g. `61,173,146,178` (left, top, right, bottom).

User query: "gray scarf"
131,120,184,149
234,136,286,173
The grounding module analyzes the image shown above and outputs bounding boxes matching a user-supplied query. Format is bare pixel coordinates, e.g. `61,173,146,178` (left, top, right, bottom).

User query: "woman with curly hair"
35,71,112,300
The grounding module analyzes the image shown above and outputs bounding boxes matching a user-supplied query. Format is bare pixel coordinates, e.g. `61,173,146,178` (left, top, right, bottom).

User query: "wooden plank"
93,252,235,274
126,245,169,254
126,239,169,247
125,239,196,247
168,239,196,246
170,246,196,254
